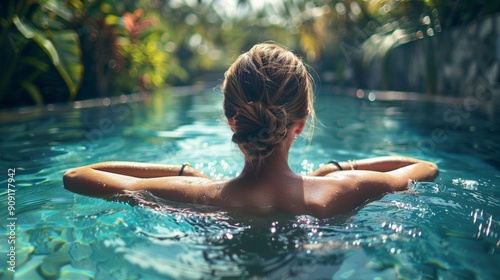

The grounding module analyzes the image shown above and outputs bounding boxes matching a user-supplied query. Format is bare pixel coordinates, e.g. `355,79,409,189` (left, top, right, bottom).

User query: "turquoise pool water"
0,87,499,279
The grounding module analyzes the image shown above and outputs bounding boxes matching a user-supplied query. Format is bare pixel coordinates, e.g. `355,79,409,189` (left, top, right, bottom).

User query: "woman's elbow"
426,161,439,180
63,166,131,196
414,161,439,182
63,166,103,196
63,167,85,192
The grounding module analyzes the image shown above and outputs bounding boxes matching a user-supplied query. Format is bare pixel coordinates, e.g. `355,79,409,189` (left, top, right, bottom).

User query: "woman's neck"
239,149,295,179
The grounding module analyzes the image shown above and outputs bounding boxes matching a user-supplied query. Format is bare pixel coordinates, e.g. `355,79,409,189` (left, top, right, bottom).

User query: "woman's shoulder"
301,173,349,186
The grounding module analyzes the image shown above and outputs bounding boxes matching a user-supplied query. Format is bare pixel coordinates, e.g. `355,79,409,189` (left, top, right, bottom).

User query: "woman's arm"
312,160,439,217
70,161,209,178
310,156,430,176
64,166,139,196
63,161,210,196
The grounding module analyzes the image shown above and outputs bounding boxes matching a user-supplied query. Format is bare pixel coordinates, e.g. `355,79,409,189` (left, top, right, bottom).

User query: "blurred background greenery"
1,0,499,108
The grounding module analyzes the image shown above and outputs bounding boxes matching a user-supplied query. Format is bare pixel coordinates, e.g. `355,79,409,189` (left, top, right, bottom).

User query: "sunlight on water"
0,89,499,279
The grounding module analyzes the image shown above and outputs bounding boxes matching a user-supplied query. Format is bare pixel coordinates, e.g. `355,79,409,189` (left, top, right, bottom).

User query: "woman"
64,43,438,218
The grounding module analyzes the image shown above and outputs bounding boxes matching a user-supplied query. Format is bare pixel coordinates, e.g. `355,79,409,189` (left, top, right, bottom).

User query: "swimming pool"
1,86,499,279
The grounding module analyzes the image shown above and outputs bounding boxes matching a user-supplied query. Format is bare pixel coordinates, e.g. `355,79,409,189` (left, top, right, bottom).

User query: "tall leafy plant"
0,0,83,108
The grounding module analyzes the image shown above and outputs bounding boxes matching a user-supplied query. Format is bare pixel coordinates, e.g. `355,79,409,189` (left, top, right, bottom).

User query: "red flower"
123,9,157,42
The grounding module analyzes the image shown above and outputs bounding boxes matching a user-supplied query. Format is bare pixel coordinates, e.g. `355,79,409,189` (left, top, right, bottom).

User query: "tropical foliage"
0,0,83,107
1,0,498,108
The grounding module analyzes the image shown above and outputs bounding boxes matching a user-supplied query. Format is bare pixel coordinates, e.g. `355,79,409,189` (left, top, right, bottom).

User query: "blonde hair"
222,43,315,169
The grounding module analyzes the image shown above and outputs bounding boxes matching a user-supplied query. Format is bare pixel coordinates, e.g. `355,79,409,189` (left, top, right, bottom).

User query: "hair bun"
232,102,288,158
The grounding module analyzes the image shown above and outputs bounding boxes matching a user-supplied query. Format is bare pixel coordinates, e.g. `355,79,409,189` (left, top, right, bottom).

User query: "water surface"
0,87,499,279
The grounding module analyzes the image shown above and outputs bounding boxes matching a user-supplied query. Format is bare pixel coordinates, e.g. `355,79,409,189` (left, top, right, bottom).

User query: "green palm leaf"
21,81,43,106
13,16,83,100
